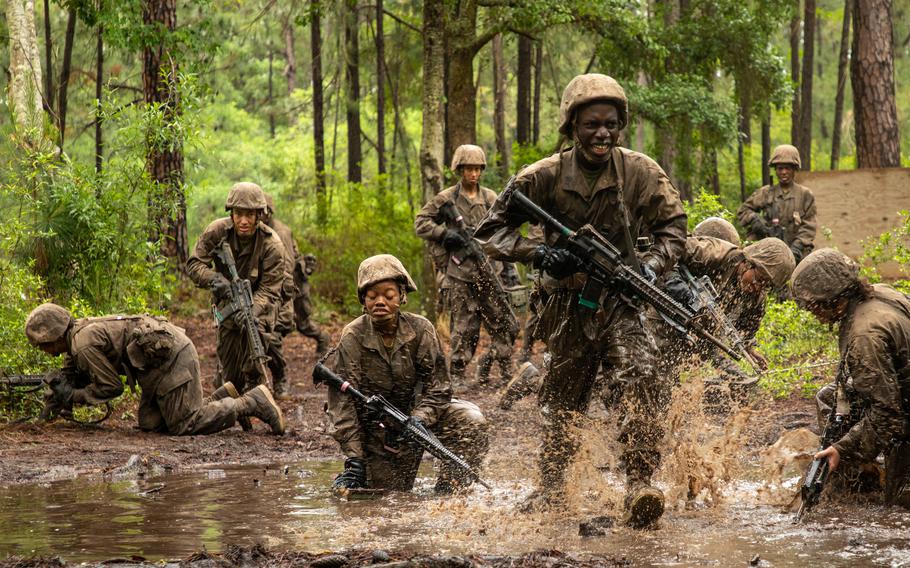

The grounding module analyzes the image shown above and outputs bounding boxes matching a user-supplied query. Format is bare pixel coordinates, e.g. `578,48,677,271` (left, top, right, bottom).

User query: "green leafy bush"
682,188,737,232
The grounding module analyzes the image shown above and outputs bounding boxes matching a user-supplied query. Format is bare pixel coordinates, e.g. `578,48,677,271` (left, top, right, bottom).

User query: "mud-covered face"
738,261,772,296
574,102,621,166
231,208,260,237
775,165,795,186
36,337,68,356
364,280,402,321
460,165,483,188
804,297,850,324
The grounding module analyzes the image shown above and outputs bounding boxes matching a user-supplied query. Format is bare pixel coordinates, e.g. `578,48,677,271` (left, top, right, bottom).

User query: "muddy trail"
4,311,905,567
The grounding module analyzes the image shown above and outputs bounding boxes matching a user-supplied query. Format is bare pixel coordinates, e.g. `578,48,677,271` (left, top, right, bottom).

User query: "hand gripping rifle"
213,241,272,387
313,363,491,490
437,200,508,297
678,266,761,371
796,381,850,522
509,189,741,361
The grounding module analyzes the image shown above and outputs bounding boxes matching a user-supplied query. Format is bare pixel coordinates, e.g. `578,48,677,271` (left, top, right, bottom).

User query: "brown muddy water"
2,457,910,566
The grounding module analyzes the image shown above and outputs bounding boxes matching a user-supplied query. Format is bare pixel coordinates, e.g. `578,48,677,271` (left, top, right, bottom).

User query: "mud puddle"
2,458,910,566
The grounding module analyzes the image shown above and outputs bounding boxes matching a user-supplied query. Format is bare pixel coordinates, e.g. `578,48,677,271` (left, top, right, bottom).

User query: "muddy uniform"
815,284,910,502
261,217,298,390
737,182,817,259
415,182,519,382
60,316,245,434
475,145,687,491
186,217,286,392
323,312,488,490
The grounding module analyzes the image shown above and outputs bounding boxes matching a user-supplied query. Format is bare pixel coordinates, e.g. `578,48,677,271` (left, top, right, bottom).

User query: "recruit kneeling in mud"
24,303,285,435
792,249,910,508
321,254,489,495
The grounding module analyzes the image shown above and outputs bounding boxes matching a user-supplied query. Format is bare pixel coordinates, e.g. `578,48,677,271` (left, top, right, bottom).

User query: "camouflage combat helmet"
768,144,801,170
450,144,487,171
558,73,629,136
791,248,859,306
693,217,741,247
24,303,74,346
225,182,267,212
357,254,418,303
743,238,796,289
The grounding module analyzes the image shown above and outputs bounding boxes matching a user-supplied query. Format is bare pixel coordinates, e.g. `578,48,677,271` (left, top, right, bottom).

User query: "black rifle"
213,241,272,386
313,363,491,490
1,374,46,390
764,203,785,240
437,201,509,296
796,382,850,522
509,189,740,360
2,371,112,424
679,266,761,372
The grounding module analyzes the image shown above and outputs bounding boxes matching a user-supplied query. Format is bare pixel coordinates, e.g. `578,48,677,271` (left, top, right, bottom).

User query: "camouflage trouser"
536,290,669,496
294,281,330,351
447,279,519,382
216,323,268,394
362,399,489,492
137,349,241,435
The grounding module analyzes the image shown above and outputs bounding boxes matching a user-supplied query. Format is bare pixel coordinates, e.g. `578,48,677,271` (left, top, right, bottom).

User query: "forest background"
1,0,909,397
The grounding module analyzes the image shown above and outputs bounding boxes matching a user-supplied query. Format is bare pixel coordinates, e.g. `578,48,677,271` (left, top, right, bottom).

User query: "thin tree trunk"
95,8,104,174
708,148,720,195
345,0,362,183
375,0,386,176
532,40,541,145
761,112,771,186
268,40,276,138
57,8,76,145
492,33,508,178
738,135,746,202
831,0,851,170
310,0,327,225
283,2,298,125
798,0,815,170
7,0,46,146
42,0,53,114
851,0,900,168
789,8,801,145
739,89,751,144
516,33,532,145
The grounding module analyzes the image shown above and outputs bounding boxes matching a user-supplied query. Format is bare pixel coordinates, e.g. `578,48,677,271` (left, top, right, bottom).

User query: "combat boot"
315,331,331,355
621,478,665,529
238,385,286,435
499,361,541,410
475,352,494,384
205,381,239,403
496,358,514,387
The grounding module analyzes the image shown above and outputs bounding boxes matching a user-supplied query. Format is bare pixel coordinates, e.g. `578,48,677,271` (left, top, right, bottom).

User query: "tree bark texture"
761,114,771,186
851,0,900,168
831,0,850,170
310,0,327,225
789,10,801,146
492,33,508,178
375,0,386,176
345,0,363,183
445,0,491,158
42,0,54,113
95,11,104,174
516,33,532,145
798,0,815,170
143,0,187,264
268,40,276,138
7,0,46,144
56,8,76,145
283,3,297,97
532,40,541,145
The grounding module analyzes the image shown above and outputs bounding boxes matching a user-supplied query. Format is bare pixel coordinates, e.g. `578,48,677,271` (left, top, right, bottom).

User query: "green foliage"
682,189,736,231
860,210,910,281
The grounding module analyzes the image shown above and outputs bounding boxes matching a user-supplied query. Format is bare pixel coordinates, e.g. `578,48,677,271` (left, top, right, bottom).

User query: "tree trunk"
831,0,851,170
738,135,747,202
345,0,362,183
95,8,104,174
267,40,276,138
851,0,900,168
444,0,485,158
310,0,327,225
492,33,508,178
42,0,53,114
283,3,297,96
789,9,801,145
532,40,541,145
143,0,187,265
516,33,532,145
761,113,771,185
56,8,76,145
798,0,815,170
708,148,720,195
375,0,386,176
420,0,446,319
739,89,751,144
7,0,45,146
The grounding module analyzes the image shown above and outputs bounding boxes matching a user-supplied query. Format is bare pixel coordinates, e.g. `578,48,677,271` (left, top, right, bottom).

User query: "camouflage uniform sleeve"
185,221,224,289
736,188,765,230
414,193,448,242
409,320,453,428
70,327,125,405
634,166,687,274
832,337,906,463
323,336,366,459
683,237,742,276
253,234,286,317
795,189,818,248
475,169,550,264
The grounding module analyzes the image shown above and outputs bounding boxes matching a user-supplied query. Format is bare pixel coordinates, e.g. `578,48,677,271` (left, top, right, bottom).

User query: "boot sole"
623,488,665,529
223,382,240,399
499,362,539,410
254,385,287,435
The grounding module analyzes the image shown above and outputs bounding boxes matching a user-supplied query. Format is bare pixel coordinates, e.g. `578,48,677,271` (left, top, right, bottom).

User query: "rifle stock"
313,363,491,490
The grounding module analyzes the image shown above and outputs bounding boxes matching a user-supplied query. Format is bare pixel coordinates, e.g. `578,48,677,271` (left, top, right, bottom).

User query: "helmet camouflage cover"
357,254,418,303
768,144,802,169
791,248,860,306
25,303,73,345
743,238,796,289
450,144,487,171
693,217,741,247
558,73,629,136
225,182,268,212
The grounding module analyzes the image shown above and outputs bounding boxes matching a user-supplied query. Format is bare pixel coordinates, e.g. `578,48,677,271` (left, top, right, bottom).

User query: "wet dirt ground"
4,311,903,567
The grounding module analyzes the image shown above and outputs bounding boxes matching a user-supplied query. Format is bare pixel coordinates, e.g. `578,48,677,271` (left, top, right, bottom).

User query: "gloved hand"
332,457,367,491
532,245,583,280
790,242,805,263
750,218,770,239
210,275,231,302
303,253,318,275
442,230,467,251
232,308,250,328
640,260,659,284
664,275,695,307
